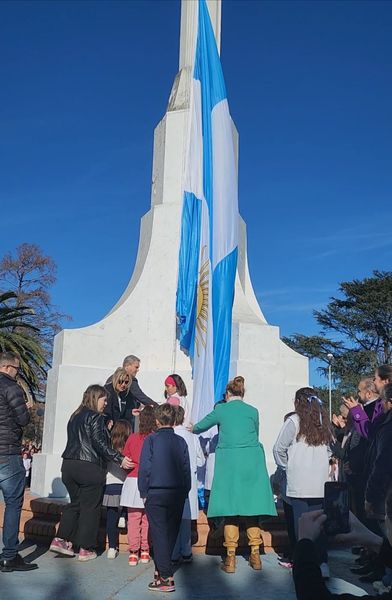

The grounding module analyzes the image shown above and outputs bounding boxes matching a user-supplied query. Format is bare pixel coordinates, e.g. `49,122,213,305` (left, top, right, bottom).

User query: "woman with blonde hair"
193,376,276,573
104,367,133,427
50,385,133,561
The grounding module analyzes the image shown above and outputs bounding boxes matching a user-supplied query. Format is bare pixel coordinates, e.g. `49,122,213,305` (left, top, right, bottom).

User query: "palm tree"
0,291,47,398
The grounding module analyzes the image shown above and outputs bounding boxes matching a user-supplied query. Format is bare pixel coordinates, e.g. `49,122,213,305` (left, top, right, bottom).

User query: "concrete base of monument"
3,493,289,555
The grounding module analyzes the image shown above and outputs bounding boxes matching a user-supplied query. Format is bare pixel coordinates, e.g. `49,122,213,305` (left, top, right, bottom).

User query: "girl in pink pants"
120,406,156,566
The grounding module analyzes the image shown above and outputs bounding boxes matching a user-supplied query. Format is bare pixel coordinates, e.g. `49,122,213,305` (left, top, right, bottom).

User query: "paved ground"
0,536,374,600
0,490,374,600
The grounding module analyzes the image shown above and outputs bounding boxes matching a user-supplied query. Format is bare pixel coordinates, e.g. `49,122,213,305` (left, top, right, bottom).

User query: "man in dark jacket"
138,403,191,593
122,354,157,408
344,378,383,440
341,379,382,527
0,351,38,572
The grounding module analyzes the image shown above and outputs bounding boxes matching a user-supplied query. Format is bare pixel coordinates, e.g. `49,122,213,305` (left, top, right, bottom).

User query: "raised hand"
342,396,359,410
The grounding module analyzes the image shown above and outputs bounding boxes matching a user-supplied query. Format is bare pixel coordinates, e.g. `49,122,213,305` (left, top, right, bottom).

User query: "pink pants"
127,508,149,552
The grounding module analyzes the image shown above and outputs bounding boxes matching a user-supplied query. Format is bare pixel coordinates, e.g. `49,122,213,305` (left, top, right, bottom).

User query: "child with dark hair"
164,374,191,426
138,404,191,592
120,405,156,566
102,420,132,559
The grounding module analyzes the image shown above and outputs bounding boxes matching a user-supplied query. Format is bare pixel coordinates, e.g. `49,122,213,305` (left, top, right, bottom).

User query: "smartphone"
323,481,350,535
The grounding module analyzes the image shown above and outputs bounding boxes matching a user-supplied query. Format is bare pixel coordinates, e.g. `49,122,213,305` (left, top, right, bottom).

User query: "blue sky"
1,0,391,387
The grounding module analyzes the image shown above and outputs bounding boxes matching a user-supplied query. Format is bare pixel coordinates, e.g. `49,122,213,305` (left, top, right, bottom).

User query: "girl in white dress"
172,406,205,562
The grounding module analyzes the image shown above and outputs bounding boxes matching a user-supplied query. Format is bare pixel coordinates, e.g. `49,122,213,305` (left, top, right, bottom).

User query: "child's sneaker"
107,548,118,559
118,516,126,529
78,548,97,562
140,551,151,564
49,537,75,557
128,552,139,567
148,576,175,592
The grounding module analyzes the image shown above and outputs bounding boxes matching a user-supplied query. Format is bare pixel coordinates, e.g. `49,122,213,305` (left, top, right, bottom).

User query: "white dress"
174,425,205,519
200,428,219,491
120,476,144,509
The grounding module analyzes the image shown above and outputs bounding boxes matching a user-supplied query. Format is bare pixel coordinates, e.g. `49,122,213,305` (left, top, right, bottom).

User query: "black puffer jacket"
62,408,124,469
0,372,30,455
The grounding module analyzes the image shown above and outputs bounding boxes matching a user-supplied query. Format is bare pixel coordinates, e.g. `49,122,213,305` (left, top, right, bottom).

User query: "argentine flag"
176,0,238,423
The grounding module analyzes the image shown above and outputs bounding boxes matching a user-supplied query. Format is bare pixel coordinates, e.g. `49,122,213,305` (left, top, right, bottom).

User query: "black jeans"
57,459,105,550
282,499,296,558
146,490,186,579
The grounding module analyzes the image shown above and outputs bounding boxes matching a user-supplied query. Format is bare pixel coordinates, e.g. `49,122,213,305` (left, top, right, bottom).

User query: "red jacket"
123,432,147,478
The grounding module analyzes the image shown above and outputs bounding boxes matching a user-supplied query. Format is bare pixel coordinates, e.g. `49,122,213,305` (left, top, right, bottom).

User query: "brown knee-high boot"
247,526,262,570
222,524,238,573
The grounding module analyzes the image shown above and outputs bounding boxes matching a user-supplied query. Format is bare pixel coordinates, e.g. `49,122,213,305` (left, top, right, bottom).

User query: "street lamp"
327,353,334,421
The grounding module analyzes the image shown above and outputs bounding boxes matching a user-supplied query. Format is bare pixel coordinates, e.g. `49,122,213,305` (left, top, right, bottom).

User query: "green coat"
194,399,277,518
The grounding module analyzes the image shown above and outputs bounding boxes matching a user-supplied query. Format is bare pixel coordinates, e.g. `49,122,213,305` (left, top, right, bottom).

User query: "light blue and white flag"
176,0,238,423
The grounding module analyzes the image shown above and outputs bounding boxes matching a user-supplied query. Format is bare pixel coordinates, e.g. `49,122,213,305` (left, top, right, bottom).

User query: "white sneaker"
118,517,126,528
107,548,118,559
320,563,330,579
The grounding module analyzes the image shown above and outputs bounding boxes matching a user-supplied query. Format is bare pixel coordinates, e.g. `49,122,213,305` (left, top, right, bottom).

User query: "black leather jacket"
62,408,123,469
0,372,30,455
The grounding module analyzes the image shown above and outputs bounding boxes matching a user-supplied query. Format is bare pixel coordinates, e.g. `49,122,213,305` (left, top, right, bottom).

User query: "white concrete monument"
32,0,308,497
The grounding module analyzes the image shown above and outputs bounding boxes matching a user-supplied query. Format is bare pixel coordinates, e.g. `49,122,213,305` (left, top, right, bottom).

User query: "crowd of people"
1,349,392,598
273,365,392,599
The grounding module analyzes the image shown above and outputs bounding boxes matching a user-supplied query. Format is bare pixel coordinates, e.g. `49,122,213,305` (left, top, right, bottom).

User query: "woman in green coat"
193,376,276,573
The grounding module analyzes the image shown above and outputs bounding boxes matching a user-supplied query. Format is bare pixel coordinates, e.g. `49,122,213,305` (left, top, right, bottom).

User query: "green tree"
283,271,392,393
0,291,47,397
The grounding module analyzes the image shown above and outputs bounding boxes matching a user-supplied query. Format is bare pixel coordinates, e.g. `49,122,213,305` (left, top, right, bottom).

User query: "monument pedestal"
32,0,307,497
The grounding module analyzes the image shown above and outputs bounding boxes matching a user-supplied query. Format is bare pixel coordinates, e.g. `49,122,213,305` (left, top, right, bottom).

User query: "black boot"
0,553,38,572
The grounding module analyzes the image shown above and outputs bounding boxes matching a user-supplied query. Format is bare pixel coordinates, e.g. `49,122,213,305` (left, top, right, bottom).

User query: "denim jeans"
0,454,26,560
290,497,328,564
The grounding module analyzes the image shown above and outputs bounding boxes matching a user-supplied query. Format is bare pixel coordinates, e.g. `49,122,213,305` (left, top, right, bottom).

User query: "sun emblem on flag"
195,246,209,357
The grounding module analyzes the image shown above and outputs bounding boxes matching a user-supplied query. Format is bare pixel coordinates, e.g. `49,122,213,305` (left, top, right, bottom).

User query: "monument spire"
32,0,308,498
179,0,221,70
